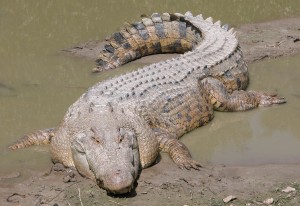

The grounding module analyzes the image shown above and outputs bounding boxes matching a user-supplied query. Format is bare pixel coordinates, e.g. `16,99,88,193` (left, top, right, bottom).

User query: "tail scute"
9,128,56,150
93,12,202,72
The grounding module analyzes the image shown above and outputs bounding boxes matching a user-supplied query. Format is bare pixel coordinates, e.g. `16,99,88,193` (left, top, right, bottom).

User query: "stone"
263,198,274,205
223,195,237,203
282,186,296,193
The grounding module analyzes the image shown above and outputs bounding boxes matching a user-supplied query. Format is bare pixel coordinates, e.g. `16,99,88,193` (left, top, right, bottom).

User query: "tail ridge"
93,12,202,72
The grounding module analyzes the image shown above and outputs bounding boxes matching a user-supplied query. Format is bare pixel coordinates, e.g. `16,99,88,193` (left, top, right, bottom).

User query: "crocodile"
9,12,286,194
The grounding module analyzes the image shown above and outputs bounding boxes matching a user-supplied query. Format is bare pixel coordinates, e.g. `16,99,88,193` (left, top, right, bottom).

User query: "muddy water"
182,55,300,166
0,1,300,178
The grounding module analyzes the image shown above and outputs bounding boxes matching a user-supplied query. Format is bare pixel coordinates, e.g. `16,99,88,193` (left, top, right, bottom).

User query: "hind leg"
201,77,286,111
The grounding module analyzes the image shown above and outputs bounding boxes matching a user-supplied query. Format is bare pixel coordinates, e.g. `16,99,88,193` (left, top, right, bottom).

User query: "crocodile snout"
98,170,134,194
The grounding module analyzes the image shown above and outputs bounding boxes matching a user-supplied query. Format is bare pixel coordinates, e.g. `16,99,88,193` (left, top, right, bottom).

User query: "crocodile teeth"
214,20,221,26
206,17,213,23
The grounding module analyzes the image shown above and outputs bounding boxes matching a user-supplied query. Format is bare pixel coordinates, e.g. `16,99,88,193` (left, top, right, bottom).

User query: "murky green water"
0,1,300,177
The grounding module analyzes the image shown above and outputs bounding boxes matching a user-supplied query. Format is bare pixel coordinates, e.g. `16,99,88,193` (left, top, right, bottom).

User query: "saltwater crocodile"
9,12,286,194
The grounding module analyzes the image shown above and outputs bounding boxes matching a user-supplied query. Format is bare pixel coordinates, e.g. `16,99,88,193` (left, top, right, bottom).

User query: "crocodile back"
83,12,248,106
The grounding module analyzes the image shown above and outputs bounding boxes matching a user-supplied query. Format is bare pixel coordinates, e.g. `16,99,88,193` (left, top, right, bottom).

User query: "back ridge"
93,12,206,72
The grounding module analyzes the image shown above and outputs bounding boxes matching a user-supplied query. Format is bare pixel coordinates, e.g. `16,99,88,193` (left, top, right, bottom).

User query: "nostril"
102,172,134,194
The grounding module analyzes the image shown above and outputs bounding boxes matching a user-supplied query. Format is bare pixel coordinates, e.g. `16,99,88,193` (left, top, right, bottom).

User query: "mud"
1,158,300,206
62,17,300,65
1,17,300,206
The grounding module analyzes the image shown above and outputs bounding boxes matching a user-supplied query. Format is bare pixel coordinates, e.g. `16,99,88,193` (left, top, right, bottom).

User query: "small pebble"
52,163,66,172
263,198,274,205
63,175,71,183
223,195,237,203
282,186,296,193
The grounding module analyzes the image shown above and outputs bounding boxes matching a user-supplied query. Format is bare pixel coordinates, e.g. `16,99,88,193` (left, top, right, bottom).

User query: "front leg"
201,77,286,111
158,135,201,170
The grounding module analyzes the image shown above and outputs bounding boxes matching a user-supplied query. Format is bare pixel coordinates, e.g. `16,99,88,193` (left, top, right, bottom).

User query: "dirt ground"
62,17,300,65
1,17,300,206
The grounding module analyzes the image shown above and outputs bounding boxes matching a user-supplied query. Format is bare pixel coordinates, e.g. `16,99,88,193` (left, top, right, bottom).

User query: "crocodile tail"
9,128,56,150
93,12,202,72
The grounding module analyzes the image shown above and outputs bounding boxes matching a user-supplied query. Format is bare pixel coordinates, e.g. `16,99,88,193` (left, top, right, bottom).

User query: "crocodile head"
71,117,140,194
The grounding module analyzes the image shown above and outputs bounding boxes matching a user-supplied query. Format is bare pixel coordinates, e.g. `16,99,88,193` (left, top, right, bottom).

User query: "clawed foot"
176,157,202,170
159,137,202,170
255,91,286,106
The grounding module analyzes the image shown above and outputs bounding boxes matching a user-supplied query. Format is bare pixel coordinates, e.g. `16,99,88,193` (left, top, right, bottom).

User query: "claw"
191,161,202,170
258,92,287,106
177,159,202,170
185,165,191,170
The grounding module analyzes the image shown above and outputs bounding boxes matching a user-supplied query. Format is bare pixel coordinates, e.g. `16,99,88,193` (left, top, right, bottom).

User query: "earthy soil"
1,17,300,206
62,17,300,65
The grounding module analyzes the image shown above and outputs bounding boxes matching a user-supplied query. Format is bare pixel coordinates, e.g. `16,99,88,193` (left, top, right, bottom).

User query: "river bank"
1,16,300,206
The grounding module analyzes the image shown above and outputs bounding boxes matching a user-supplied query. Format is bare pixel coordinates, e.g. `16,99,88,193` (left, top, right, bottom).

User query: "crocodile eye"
90,126,104,144
117,128,125,144
91,133,104,144
91,136,103,144
117,135,124,143
117,127,136,147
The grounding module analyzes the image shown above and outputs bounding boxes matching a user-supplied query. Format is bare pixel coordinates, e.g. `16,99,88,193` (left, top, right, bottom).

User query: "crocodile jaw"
71,123,140,194
93,150,139,194
97,170,135,194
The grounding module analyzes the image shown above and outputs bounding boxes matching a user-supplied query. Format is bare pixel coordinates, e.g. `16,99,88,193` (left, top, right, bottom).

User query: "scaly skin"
9,12,286,194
